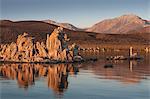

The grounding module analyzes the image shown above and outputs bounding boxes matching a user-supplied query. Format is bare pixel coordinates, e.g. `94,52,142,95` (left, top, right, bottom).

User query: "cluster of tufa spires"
0,27,83,63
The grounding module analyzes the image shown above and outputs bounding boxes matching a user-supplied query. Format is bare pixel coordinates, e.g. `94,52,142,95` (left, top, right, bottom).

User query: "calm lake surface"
0,52,150,99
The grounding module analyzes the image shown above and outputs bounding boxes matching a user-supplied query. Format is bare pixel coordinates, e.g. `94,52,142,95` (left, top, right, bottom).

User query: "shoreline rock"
0,57,97,64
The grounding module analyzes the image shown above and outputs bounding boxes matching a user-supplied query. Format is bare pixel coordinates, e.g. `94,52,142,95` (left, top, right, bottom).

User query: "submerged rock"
0,27,83,63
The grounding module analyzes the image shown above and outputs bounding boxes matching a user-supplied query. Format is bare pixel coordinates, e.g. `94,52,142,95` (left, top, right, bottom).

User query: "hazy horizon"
0,0,149,28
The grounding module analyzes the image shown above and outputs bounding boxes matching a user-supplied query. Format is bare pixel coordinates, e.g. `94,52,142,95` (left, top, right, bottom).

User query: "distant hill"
0,20,99,45
0,15,150,48
43,20,79,31
0,20,57,43
86,14,150,34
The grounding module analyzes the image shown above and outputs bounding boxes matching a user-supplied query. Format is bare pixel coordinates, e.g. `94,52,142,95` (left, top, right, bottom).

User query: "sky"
0,0,149,28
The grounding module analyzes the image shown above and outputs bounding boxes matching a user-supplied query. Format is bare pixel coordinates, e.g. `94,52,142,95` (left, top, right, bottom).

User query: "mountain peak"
118,14,142,21
120,14,139,18
87,14,148,34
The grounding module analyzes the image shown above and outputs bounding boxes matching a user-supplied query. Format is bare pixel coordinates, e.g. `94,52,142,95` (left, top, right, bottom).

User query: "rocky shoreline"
0,57,97,64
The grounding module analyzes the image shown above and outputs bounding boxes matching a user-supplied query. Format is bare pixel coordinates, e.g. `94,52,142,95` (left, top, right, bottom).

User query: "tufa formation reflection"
0,59,149,94
0,63,79,94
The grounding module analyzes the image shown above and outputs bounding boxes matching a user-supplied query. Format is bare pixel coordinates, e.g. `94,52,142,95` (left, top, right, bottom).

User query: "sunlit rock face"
0,27,83,62
46,27,71,61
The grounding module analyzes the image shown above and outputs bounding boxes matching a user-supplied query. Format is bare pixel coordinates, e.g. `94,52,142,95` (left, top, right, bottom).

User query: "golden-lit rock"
0,27,83,62
35,42,48,58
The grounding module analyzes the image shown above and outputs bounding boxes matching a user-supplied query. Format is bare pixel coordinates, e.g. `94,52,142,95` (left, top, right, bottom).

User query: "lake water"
0,52,150,99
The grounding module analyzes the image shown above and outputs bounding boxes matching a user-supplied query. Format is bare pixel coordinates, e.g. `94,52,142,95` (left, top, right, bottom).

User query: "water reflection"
80,59,150,84
0,63,79,94
0,58,149,95
47,64,78,94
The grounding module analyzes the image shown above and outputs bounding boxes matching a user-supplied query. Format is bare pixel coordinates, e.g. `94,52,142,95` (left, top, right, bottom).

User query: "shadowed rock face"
0,27,82,62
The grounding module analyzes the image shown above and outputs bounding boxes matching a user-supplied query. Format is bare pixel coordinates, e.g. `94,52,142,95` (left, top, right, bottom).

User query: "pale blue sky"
0,0,149,28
